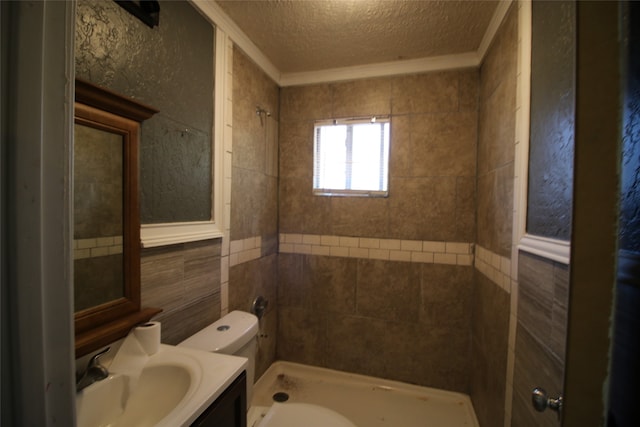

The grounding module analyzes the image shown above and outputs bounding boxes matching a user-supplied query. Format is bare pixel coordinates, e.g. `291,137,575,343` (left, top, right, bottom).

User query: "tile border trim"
229,236,263,267
474,244,513,293
279,233,474,266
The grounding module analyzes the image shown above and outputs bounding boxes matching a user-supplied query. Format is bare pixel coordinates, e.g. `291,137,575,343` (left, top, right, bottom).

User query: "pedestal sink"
76,344,247,427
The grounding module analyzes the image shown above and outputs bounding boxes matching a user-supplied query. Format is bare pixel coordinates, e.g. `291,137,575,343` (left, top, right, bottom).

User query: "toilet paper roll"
134,321,161,355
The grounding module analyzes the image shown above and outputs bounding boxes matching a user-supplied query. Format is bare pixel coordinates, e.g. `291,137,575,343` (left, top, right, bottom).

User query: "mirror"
74,122,125,311
74,78,161,357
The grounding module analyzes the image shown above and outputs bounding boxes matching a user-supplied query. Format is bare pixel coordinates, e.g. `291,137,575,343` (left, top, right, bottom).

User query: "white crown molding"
141,222,223,248
190,0,281,84
279,52,480,87
192,0,515,87
518,234,571,265
477,0,514,62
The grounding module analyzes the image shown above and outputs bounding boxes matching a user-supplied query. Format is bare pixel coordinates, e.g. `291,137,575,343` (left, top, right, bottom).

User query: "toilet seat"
256,402,357,427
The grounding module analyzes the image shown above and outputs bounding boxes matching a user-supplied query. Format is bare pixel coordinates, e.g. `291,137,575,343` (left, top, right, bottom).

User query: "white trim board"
477,0,513,61
140,24,230,248
280,52,480,87
191,0,281,84
518,234,571,265
141,222,223,248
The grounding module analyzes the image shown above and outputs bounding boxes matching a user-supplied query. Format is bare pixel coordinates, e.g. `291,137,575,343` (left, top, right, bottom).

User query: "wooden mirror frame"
74,78,161,357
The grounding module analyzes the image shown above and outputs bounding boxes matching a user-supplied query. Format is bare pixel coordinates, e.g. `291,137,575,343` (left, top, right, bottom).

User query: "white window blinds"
313,117,390,197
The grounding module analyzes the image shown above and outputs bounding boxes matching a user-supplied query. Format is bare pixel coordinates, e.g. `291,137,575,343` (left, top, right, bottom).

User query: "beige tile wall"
278,253,473,392
477,3,517,259
228,47,280,380
472,273,511,427
279,69,478,241
278,66,479,391
470,4,517,427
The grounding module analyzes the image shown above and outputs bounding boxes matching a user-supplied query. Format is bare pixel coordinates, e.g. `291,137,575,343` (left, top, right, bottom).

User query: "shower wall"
277,70,479,392
470,4,517,427
228,47,280,379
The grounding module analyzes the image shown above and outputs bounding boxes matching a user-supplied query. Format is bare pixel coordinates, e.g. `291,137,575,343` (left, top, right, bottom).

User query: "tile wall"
277,67,479,392
227,47,280,379
471,4,517,427
140,239,222,345
136,6,523,423
511,252,568,427
279,71,478,241
74,5,526,422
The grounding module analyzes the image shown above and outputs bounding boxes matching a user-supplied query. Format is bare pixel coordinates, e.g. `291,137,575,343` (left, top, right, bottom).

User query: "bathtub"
249,361,479,427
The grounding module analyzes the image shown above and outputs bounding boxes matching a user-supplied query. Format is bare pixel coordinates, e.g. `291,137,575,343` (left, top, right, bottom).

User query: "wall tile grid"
511,252,568,427
278,69,479,243
277,252,474,393
471,3,518,427
225,45,281,380
277,66,480,393
140,239,222,345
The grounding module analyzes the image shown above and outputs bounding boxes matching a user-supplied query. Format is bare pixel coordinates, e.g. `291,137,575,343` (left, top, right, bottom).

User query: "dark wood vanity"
191,371,247,427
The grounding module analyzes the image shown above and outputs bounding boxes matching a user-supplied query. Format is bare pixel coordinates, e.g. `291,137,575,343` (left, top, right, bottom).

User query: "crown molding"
190,0,281,84
192,0,513,87
279,52,480,87
477,0,514,62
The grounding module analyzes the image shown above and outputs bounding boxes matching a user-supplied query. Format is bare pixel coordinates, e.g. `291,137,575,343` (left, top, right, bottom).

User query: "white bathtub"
249,361,479,427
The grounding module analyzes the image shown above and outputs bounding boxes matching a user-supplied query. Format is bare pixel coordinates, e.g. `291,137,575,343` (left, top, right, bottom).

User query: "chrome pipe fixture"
251,295,269,320
256,106,271,117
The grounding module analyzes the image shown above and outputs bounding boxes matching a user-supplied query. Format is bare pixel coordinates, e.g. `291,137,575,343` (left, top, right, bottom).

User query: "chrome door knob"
532,387,563,418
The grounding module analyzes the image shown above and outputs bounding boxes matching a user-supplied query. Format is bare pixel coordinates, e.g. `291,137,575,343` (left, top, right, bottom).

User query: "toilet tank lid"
178,310,259,354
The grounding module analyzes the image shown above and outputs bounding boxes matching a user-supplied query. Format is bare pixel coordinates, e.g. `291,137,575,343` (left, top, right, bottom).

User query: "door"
513,2,629,426
510,1,575,425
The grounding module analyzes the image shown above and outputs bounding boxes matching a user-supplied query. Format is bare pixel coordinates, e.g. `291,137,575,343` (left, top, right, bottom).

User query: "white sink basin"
76,344,247,427
121,364,192,425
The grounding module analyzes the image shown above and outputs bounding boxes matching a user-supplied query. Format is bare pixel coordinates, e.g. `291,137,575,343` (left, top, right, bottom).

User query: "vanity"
76,344,247,427
191,369,246,427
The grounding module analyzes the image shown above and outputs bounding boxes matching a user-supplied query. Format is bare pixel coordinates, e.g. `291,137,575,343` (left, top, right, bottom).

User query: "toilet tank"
178,311,259,406
178,310,259,355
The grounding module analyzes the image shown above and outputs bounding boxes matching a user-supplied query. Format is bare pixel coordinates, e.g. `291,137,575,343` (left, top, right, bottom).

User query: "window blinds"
313,117,390,197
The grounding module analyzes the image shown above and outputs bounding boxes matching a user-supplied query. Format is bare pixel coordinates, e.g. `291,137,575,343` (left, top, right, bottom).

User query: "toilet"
178,310,357,427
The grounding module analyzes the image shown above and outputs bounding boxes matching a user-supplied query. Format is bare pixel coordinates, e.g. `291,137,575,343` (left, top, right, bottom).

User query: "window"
313,117,390,197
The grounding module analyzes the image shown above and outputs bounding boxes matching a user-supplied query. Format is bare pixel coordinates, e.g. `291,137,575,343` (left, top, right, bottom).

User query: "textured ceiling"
215,0,499,74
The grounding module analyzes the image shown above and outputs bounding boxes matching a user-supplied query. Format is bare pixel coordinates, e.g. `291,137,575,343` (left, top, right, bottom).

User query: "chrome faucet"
76,347,110,392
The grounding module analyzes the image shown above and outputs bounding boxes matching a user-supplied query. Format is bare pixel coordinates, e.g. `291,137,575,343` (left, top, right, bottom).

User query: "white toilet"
178,310,357,427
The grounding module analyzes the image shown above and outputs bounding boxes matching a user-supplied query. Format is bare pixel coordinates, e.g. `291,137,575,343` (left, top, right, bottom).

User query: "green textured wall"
75,0,214,223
